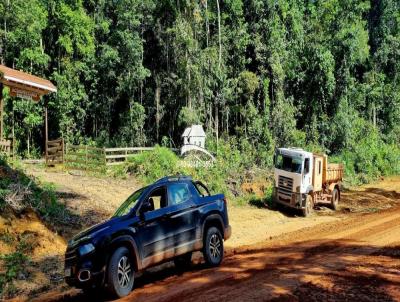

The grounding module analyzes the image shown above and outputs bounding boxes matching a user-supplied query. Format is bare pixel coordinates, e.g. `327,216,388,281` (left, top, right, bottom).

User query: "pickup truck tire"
331,188,339,210
174,252,192,270
302,195,314,217
107,247,134,298
203,227,224,267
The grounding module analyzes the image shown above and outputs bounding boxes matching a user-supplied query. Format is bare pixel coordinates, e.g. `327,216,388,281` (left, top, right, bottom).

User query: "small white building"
182,125,206,148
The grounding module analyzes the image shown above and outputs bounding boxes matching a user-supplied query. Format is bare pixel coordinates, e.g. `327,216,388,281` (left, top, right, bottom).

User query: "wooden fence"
105,147,179,165
0,139,12,157
43,143,177,171
46,138,64,166
105,147,155,166
65,144,106,172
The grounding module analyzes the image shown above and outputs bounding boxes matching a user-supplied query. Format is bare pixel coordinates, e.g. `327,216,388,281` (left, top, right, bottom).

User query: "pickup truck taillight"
223,197,227,204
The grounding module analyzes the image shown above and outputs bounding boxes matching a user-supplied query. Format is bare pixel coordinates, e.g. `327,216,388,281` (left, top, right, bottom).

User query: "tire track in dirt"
118,206,400,302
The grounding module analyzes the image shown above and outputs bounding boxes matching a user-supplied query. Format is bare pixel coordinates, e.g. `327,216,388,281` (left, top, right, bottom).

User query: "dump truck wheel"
331,188,339,210
302,195,314,217
270,197,279,210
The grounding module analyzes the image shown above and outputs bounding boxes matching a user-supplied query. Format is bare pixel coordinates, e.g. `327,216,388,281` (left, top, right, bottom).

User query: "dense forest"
0,0,399,168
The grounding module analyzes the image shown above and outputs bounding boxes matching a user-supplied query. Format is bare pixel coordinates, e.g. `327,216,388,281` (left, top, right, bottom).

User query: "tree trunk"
155,77,161,142
216,0,222,69
1,0,9,65
0,92,3,140
45,101,48,162
372,102,376,128
27,131,31,158
188,64,192,109
205,0,209,48
129,99,134,146
215,105,219,155
226,108,229,133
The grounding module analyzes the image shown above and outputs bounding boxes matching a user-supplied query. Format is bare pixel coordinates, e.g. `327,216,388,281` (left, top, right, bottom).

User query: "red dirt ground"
28,177,400,302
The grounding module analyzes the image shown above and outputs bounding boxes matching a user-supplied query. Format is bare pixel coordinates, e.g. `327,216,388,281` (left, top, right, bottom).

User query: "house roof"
0,65,57,99
182,125,206,137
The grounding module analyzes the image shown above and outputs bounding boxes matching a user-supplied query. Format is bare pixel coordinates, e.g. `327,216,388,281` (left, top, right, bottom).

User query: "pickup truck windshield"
275,154,303,174
113,187,145,217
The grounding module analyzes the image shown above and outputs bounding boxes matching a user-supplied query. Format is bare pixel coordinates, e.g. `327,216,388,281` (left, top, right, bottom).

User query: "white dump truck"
272,147,344,216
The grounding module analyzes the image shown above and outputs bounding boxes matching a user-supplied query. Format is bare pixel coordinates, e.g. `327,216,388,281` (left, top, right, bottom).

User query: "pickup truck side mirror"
139,199,154,217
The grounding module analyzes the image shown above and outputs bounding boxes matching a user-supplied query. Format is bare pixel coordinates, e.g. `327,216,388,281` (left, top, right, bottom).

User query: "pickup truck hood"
68,217,119,247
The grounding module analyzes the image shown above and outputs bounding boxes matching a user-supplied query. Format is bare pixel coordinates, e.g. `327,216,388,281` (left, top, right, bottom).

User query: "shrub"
120,138,273,204
331,124,400,185
126,146,179,184
0,252,29,296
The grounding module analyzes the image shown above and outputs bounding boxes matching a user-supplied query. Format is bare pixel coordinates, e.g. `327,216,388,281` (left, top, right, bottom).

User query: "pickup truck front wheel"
107,247,134,298
203,227,224,267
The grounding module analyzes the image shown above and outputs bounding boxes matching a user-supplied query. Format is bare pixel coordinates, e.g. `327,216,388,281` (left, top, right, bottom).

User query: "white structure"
182,125,206,148
180,124,215,161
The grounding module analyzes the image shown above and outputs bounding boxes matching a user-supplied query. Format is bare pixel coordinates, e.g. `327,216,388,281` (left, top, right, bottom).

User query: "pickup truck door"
167,182,198,252
136,186,175,263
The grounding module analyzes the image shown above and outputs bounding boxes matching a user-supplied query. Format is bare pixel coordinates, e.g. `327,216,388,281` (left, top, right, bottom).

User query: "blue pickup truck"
64,175,231,298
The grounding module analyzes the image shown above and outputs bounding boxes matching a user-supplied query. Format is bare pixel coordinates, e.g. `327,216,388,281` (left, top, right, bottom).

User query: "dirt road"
10,171,400,302
33,201,400,302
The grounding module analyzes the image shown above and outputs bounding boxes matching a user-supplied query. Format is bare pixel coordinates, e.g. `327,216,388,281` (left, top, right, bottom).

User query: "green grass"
0,251,30,297
0,231,15,245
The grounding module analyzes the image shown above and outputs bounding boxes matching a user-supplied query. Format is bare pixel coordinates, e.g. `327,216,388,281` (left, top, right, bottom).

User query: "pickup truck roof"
155,175,193,184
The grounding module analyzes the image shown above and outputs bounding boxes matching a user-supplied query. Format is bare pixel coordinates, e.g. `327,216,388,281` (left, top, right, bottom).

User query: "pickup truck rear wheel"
331,188,339,210
174,252,192,271
203,227,224,267
107,247,134,298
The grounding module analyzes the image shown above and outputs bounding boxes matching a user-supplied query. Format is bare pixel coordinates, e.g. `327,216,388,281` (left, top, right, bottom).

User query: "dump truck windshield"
275,154,303,174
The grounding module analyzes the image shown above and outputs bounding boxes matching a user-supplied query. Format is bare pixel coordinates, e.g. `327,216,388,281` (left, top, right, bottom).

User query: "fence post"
61,139,65,165
85,145,88,171
45,140,48,166
104,148,107,167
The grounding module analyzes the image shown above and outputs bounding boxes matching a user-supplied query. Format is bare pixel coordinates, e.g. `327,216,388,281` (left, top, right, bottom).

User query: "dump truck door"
313,156,323,191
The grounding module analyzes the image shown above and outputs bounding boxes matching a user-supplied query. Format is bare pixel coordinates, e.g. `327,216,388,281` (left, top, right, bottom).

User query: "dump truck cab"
273,147,343,216
273,148,313,210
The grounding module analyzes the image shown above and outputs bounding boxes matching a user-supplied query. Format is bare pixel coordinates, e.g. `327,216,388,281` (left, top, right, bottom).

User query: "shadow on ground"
40,239,400,302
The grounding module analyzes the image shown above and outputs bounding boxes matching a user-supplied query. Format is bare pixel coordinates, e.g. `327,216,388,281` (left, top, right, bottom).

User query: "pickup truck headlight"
78,243,95,256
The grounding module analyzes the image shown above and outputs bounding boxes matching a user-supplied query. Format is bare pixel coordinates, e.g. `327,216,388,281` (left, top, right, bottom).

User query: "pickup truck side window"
143,186,168,213
168,183,191,205
193,181,210,197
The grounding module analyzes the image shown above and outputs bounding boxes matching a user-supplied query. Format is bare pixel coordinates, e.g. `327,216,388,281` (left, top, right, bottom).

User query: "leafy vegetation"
0,1,399,185
115,140,270,202
0,158,78,231
0,1,397,145
0,238,30,298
